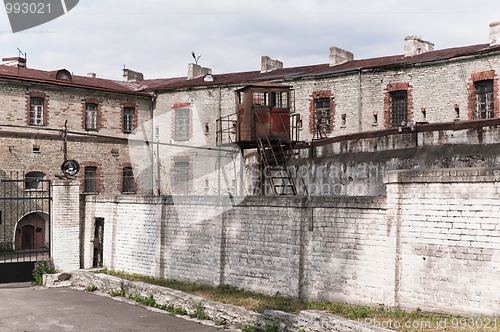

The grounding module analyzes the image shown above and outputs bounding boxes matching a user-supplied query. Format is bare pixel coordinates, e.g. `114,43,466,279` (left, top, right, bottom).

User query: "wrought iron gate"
0,172,51,283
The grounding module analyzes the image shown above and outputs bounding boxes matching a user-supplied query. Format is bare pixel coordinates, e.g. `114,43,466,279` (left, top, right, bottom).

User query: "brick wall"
80,182,499,316
385,168,500,316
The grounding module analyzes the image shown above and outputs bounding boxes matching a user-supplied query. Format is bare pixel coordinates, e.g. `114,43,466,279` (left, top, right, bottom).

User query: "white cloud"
1,0,499,80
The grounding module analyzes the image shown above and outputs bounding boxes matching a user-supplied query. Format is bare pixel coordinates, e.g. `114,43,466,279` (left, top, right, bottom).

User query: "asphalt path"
0,283,220,331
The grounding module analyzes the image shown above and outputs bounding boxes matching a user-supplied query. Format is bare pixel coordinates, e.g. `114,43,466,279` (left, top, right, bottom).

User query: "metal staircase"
257,137,297,195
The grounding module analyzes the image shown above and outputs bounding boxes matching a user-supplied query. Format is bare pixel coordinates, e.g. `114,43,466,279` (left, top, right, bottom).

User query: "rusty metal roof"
0,65,152,96
136,43,500,91
1,43,499,95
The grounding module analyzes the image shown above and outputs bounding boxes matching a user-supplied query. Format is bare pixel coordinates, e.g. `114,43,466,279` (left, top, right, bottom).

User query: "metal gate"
0,172,51,283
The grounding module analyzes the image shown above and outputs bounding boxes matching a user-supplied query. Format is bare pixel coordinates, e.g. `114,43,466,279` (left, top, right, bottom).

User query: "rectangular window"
237,91,245,104
390,90,408,127
84,167,97,193
30,97,44,126
122,167,134,193
175,109,190,141
123,107,135,133
475,80,495,119
85,103,98,130
173,161,190,192
253,92,268,106
314,98,331,133
273,92,288,108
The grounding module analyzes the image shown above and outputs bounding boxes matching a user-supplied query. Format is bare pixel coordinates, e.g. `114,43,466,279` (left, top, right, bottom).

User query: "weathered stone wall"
80,175,500,317
385,168,500,316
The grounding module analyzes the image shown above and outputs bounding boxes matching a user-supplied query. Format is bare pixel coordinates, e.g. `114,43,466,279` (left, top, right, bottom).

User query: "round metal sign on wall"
61,159,80,178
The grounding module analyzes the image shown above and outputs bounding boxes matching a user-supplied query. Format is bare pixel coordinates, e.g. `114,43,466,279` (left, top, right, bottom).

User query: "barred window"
85,103,98,130
122,167,134,193
175,109,190,141
25,171,45,190
475,80,495,119
273,92,288,108
84,167,97,193
390,90,408,127
314,98,331,133
123,107,135,133
30,97,44,126
173,162,190,192
253,92,268,106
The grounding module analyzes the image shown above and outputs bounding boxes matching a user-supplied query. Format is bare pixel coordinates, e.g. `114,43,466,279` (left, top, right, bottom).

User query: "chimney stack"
87,73,96,78
187,63,212,80
261,56,283,73
404,36,434,57
122,69,144,82
490,22,500,46
2,57,26,68
329,46,354,66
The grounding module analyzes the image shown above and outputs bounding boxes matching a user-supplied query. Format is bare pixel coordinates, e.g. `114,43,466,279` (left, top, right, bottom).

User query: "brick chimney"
490,22,500,46
261,56,283,73
329,46,354,66
187,63,212,80
404,36,434,57
2,57,26,68
122,69,144,82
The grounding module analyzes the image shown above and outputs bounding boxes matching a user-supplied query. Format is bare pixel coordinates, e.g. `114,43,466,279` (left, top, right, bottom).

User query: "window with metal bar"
30,97,44,126
123,107,135,133
85,103,98,130
84,167,97,193
390,90,408,127
173,162,190,192
475,80,495,119
122,167,135,193
253,92,268,106
314,98,331,133
175,109,190,141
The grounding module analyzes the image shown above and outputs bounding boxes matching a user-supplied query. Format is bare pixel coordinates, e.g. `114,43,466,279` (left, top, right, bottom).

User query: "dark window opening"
84,167,97,193
175,109,190,141
237,91,244,104
475,80,495,119
390,90,408,127
85,103,98,131
30,97,44,126
314,98,331,133
123,107,135,133
122,167,135,193
173,161,190,192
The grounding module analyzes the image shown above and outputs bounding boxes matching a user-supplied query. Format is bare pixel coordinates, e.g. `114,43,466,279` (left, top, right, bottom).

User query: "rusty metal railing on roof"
216,112,238,146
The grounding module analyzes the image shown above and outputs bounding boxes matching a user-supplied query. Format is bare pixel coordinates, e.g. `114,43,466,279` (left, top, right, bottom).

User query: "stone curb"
44,270,392,332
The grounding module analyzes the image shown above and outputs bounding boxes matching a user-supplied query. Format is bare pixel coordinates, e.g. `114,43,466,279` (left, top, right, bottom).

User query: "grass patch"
84,285,99,292
95,269,498,331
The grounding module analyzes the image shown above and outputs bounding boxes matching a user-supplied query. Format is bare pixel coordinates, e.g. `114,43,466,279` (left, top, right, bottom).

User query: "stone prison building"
0,22,500,317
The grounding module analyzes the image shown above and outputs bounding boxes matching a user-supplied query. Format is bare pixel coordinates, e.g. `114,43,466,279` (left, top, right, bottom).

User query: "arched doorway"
15,213,48,251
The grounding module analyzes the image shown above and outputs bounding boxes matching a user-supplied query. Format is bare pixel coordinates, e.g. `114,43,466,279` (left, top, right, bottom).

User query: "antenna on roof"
17,47,24,58
191,51,201,65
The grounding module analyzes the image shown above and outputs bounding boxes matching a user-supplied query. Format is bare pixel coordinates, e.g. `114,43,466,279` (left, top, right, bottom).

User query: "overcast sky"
1,0,499,81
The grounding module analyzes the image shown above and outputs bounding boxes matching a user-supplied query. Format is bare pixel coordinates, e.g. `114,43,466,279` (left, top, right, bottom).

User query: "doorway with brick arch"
15,212,49,251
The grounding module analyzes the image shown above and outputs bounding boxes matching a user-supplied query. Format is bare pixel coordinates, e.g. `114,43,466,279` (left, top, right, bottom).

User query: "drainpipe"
218,86,222,196
151,92,158,195
358,70,362,133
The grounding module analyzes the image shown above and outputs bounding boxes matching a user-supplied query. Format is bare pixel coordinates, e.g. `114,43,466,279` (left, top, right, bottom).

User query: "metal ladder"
257,137,297,195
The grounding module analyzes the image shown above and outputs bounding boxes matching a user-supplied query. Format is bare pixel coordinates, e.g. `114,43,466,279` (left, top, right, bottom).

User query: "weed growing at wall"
84,285,99,292
32,257,56,285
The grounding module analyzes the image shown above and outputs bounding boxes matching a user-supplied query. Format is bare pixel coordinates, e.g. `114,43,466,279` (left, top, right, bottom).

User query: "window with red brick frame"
26,92,49,126
383,83,414,128
467,71,499,120
82,98,102,131
309,91,335,135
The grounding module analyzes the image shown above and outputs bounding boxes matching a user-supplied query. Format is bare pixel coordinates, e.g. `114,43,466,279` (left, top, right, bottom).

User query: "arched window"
25,171,46,190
